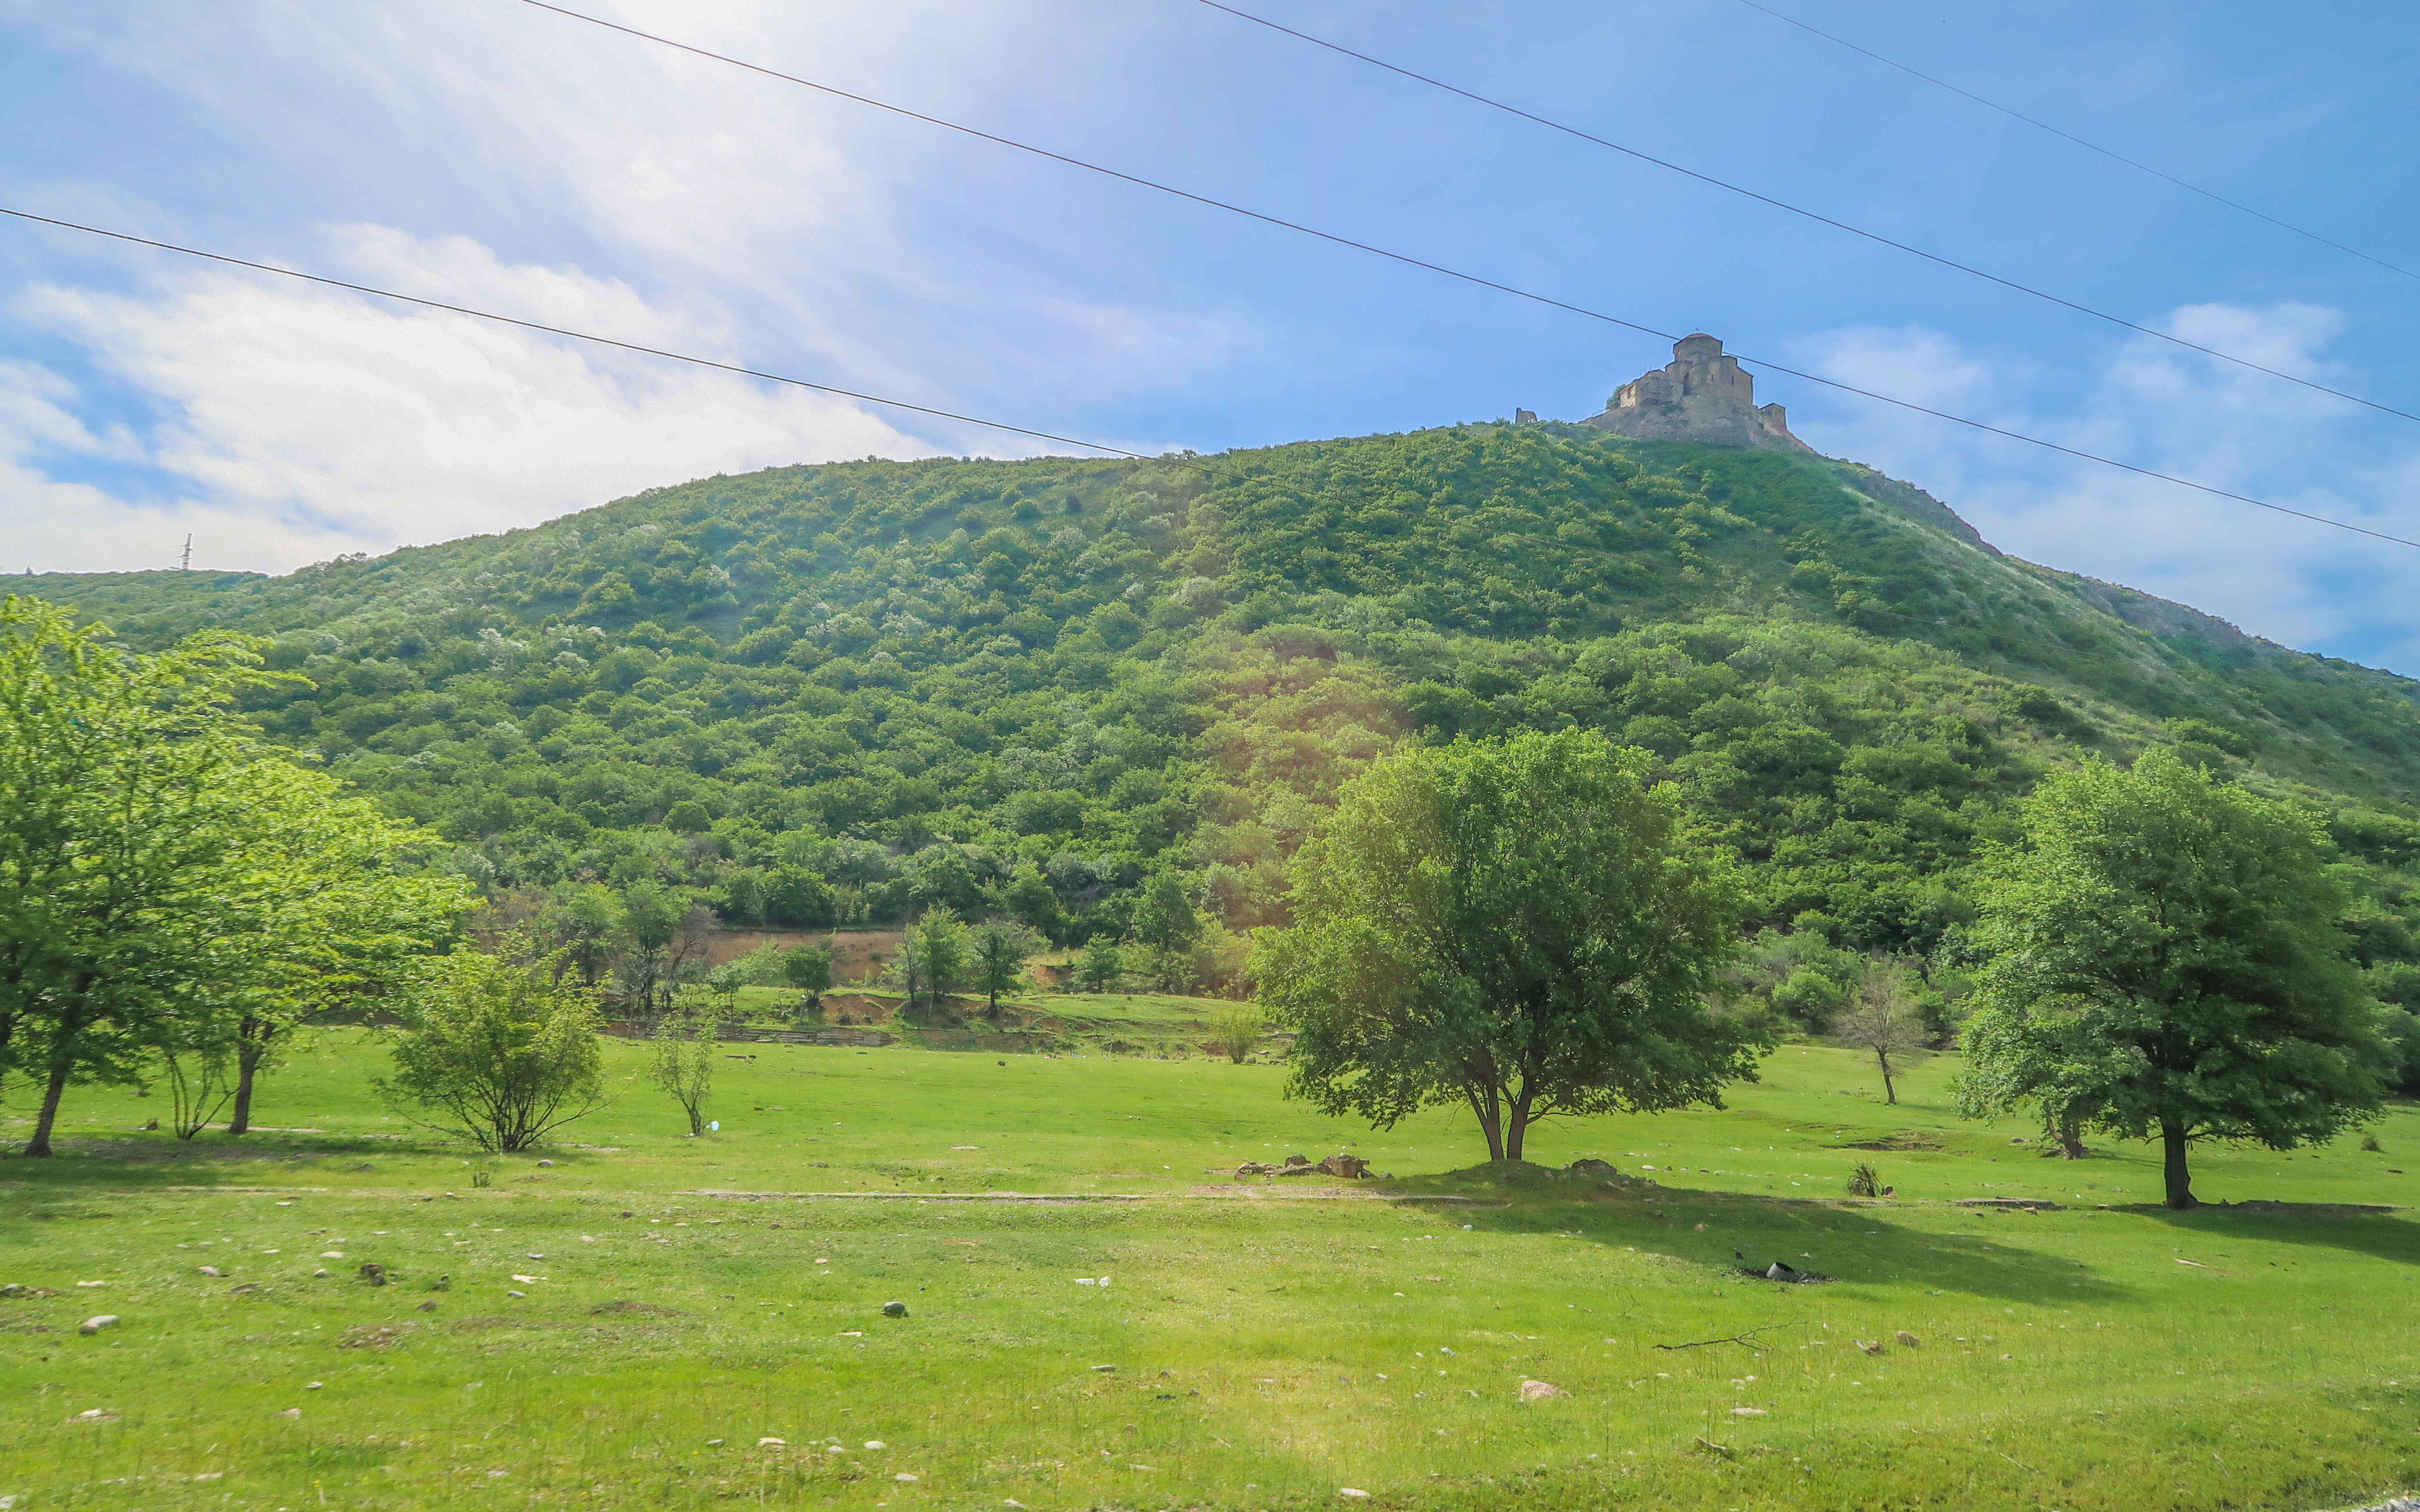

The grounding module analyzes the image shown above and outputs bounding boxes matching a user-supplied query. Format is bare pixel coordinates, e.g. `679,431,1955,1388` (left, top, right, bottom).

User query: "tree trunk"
2057,1110,2086,1160
1876,1050,1896,1105
1468,1088,1505,1162
2161,1118,2196,1209
227,1021,269,1135
1505,1092,1534,1162
26,1058,72,1157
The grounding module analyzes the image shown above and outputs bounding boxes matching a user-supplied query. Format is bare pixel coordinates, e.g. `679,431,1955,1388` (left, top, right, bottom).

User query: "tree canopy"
0,596,468,1154
1957,750,2392,1207
1257,728,1762,1161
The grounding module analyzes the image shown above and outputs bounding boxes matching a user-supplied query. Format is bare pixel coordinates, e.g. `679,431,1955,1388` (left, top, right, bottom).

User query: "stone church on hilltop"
1580,333,1812,453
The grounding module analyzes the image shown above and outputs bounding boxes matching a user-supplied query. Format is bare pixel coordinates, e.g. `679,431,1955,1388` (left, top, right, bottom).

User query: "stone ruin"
1583,333,1812,453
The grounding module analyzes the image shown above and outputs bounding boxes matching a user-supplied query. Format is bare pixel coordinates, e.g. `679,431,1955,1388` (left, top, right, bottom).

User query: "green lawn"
4,1031,2418,1510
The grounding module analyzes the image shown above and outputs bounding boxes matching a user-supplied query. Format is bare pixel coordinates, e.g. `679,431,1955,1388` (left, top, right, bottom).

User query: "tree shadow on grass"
0,1127,475,1195
2126,1200,2420,1270
1402,1172,2129,1306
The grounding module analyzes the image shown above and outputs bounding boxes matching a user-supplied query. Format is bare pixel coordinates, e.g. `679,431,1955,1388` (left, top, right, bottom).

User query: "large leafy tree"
1957,750,2390,1208
1256,728,1761,1163
0,597,466,1156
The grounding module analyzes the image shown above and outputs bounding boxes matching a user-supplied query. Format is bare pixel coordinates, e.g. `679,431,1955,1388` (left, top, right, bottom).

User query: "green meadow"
5,1018,2419,1511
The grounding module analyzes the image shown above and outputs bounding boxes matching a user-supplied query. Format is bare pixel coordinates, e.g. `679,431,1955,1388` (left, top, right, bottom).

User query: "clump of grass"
1846,1162,1882,1197
2363,1134,2385,1153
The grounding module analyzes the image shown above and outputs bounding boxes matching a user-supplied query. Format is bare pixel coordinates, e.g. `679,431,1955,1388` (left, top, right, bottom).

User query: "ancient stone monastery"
1582,333,1811,453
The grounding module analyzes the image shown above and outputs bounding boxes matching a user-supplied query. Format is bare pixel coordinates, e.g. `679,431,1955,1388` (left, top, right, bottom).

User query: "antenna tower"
180,534,192,572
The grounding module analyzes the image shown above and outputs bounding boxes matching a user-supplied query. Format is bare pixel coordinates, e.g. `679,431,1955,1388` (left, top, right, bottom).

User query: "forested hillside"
26,421,2420,1029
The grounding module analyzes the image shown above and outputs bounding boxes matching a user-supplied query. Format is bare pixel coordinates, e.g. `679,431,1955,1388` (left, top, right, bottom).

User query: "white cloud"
2,0,1250,399
0,0,1265,573
1783,305,2420,675
3,229,937,573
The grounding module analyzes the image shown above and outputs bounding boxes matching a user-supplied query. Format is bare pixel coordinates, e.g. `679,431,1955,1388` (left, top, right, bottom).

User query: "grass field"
5,1019,2419,1511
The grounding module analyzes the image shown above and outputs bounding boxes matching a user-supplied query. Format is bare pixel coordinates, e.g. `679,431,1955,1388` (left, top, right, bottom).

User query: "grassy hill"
19,424,2420,1011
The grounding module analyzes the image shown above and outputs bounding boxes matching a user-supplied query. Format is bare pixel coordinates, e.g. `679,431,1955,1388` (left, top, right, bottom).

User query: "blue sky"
5,0,2420,672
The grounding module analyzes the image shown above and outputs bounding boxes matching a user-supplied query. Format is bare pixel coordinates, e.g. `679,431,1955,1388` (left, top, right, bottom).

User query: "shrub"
1211,1003,1266,1064
648,1005,716,1136
378,944,609,1153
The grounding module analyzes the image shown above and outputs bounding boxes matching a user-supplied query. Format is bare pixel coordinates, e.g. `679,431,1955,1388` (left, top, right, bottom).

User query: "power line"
0,208,1174,469
1734,0,2420,286
1188,0,2418,426
4,204,2414,552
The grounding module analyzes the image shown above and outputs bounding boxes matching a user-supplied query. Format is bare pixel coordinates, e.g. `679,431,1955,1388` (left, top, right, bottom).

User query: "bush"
1211,1003,1266,1063
377,945,609,1153
1771,966,1848,1029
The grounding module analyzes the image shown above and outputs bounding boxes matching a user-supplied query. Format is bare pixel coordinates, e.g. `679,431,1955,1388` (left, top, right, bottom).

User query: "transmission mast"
180,534,192,572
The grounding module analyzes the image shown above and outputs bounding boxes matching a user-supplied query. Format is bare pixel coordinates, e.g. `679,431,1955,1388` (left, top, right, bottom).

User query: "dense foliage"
1957,752,2393,1207
0,596,467,1153
25,424,2420,1031
1259,729,1761,1161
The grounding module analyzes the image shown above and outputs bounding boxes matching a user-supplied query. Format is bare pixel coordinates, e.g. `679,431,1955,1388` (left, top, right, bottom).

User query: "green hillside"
23,423,2420,1020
